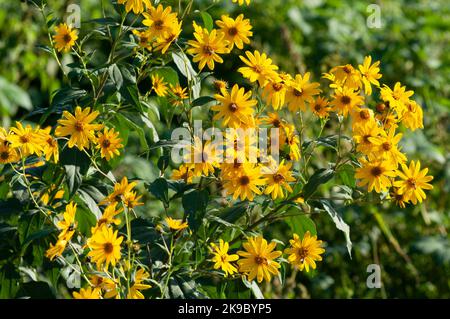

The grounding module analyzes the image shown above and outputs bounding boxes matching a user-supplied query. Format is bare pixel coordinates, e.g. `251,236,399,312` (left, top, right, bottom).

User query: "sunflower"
153,20,182,54
95,127,123,161
40,127,59,163
73,287,102,299
123,191,143,209
53,23,78,53
210,239,239,277
370,126,407,167
401,100,424,131
262,77,287,110
310,96,332,118
7,122,44,156
0,144,19,164
350,106,375,131
328,64,362,90
169,84,188,106
118,0,151,14
57,202,77,241
92,203,123,234
132,29,153,51
262,159,295,199
284,231,325,272
213,79,229,92
285,73,321,112
151,74,168,97
87,225,123,268
358,56,382,95
171,164,194,183
283,124,301,161
380,82,414,114
216,14,253,50
127,268,152,299
330,86,364,117
165,217,188,231
355,158,397,193
142,4,179,39
223,128,259,163
238,50,278,86
212,84,256,128
352,119,384,156
185,137,222,177
101,177,138,205
45,239,67,261
391,188,408,208
55,106,103,151
90,275,118,299
187,22,230,70
393,160,433,205
237,236,282,283
260,112,286,129
223,162,265,201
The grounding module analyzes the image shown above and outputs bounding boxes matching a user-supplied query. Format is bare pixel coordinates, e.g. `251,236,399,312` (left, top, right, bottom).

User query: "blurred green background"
0,0,449,298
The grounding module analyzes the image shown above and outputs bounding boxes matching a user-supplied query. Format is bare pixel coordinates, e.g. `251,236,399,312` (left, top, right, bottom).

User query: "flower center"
239,175,250,186
63,34,72,43
341,95,351,105
103,243,114,254
407,178,417,189
273,173,285,183
0,151,9,160
20,135,30,143
74,121,84,132
228,27,238,36
363,135,372,144
154,20,164,30
254,256,268,265
203,45,214,56
359,109,370,119
370,166,383,177
228,103,238,113
314,104,322,112
297,247,309,263
382,142,392,151
272,83,283,92
272,119,281,127
102,139,111,148
376,103,386,113
293,89,303,97
98,218,107,226
252,65,262,74
343,66,351,74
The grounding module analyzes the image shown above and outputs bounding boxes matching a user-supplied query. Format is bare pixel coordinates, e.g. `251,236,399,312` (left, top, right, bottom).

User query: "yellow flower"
232,0,251,5
358,56,382,95
165,217,188,231
370,126,407,167
132,29,153,51
87,225,123,269
123,191,143,209
169,84,188,106
391,188,408,208
127,268,152,299
393,160,433,205
223,129,259,163
285,73,321,112
262,160,295,200
187,22,230,71
216,14,252,50
57,202,77,241
213,79,229,92
53,23,78,53
212,84,256,128
40,127,59,163
40,185,64,206
55,106,103,150
118,0,151,14
101,177,138,205
90,275,119,299
171,164,194,183
238,50,278,86
153,20,182,54
330,86,364,117
260,112,286,129
350,106,375,131
185,137,222,177
328,64,362,90
142,4,179,39
45,239,67,261
283,125,301,161
210,239,239,277
7,122,44,156
380,82,414,114
92,203,123,234
262,77,287,110
151,74,168,97
237,236,282,283
73,287,102,299
352,119,384,155
355,158,397,193
401,100,424,131
0,143,19,164
310,96,332,118
284,231,325,272
223,163,266,201
95,127,123,161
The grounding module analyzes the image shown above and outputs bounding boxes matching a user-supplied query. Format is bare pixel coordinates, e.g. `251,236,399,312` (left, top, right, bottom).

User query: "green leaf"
171,51,200,99
200,11,214,32
148,178,169,208
151,67,179,86
0,76,32,111
16,281,55,299
286,209,317,237
182,189,209,231
242,277,264,299
191,96,216,107
338,164,356,188
109,64,123,90
302,168,334,200
120,84,143,113
318,199,352,257
75,206,97,237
